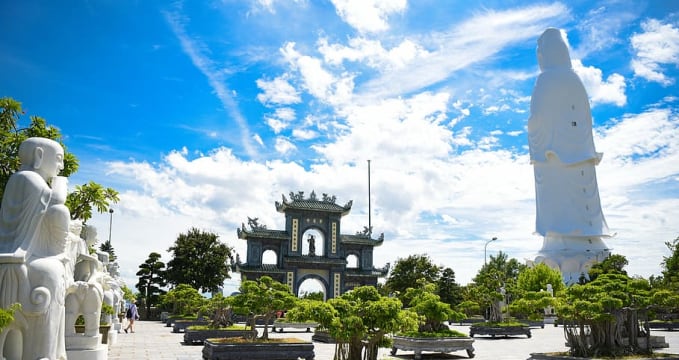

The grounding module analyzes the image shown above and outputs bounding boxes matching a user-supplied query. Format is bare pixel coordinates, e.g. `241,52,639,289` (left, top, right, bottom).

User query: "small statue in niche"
307,235,316,256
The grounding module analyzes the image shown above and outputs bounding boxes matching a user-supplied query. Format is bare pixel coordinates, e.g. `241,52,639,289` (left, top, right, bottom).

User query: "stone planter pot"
201,339,314,360
529,352,679,360
272,320,318,332
311,330,335,343
391,335,475,359
469,324,531,338
649,321,679,331
183,329,257,345
172,319,209,333
74,324,111,344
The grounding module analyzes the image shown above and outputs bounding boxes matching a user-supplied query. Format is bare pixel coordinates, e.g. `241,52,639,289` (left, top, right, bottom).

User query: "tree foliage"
403,279,464,332
229,276,297,340
384,254,462,307
136,252,167,317
65,181,119,222
660,236,679,290
165,227,234,293
516,263,564,294
465,251,525,322
161,284,205,316
287,286,417,360
559,254,653,358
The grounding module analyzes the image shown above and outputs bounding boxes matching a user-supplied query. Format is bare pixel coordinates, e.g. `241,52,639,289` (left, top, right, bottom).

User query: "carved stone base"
532,235,610,285
66,334,102,350
107,330,118,345
66,344,108,360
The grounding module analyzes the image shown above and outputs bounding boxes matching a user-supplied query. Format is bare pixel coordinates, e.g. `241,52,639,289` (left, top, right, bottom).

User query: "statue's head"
84,225,98,247
18,137,65,181
537,28,572,71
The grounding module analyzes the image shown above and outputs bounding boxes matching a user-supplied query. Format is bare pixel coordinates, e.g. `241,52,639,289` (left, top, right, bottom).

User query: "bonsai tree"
508,291,558,321
510,263,563,321
287,285,417,360
455,300,481,319
558,255,653,358
201,293,234,329
402,279,464,333
229,276,297,340
161,284,206,317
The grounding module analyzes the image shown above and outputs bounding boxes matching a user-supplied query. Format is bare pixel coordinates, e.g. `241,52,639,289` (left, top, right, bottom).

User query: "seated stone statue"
0,137,69,360
65,224,105,336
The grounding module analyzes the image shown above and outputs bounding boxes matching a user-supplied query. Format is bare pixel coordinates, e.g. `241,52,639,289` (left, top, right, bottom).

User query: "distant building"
233,191,389,299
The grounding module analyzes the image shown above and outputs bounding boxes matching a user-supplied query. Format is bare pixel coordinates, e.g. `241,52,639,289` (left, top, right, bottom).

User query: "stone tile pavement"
108,320,679,360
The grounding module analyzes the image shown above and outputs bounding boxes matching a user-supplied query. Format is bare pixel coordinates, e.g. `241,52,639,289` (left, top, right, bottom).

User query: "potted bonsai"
201,276,313,360
391,279,474,359
286,285,416,360
184,293,256,345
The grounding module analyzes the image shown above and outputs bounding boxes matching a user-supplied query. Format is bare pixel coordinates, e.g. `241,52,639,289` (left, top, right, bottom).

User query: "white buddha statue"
528,28,611,284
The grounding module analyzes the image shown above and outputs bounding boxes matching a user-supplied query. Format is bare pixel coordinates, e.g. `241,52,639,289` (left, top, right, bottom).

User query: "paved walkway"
108,320,679,360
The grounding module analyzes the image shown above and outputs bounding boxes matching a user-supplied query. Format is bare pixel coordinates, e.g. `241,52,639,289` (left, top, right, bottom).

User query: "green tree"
99,240,117,262
403,279,464,332
466,251,525,322
660,236,679,290
437,267,463,307
588,253,628,282
516,263,564,294
287,286,417,360
136,252,167,318
559,254,654,357
229,276,297,340
162,284,205,316
165,227,234,293
384,254,441,303
65,181,119,222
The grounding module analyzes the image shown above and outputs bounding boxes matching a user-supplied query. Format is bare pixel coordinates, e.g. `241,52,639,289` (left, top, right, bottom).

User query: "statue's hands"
49,176,68,204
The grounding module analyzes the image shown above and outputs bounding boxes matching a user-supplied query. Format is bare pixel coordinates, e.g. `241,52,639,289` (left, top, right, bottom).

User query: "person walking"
124,301,139,333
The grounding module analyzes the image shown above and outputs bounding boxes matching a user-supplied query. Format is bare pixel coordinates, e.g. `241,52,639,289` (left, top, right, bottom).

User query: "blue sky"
2,0,678,294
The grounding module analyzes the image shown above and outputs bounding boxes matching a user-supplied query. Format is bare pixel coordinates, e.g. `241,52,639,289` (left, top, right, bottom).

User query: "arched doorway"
301,228,324,257
297,277,327,301
346,254,359,268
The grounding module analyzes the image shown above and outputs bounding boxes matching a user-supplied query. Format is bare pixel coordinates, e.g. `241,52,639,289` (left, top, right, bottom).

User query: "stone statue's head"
537,28,571,71
84,225,98,247
19,137,65,181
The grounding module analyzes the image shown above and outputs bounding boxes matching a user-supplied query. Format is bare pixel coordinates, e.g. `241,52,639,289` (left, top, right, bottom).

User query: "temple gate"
234,191,388,299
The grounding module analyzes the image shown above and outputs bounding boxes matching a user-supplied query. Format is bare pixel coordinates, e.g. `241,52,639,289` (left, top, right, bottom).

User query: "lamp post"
485,237,498,265
108,208,114,244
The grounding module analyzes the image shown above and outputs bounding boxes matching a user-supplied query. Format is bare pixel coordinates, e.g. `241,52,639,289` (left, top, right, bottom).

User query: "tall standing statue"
0,137,70,359
528,28,611,284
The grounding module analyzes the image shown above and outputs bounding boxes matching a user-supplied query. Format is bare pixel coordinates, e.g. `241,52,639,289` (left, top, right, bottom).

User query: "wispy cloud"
163,3,258,157
631,19,679,86
359,3,571,98
330,0,407,34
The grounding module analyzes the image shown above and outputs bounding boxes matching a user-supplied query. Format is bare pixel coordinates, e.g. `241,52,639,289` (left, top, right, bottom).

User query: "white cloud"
292,128,317,140
256,76,301,105
330,0,406,33
275,136,297,155
281,42,355,105
572,59,627,107
360,3,571,98
318,37,429,71
631,19,679,86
